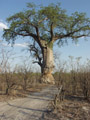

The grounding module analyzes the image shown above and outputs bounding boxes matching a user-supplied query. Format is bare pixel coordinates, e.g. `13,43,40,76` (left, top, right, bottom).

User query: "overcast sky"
0,0,90,70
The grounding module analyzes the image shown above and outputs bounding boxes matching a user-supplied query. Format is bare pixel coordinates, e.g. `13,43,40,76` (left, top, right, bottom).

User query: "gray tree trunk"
41,47,55,84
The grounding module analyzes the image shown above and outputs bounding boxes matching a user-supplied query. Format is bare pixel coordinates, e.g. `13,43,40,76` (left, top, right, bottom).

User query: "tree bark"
41,46,55,84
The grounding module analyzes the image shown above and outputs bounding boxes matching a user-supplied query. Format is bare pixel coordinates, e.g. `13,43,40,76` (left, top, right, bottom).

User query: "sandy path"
0,86,57,120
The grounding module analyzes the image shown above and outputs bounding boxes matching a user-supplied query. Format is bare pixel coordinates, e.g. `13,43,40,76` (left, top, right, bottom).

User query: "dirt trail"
0,85,57,120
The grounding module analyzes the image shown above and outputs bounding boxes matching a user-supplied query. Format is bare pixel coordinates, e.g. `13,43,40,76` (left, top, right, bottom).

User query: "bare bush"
54,56,90,105
0,44,15,95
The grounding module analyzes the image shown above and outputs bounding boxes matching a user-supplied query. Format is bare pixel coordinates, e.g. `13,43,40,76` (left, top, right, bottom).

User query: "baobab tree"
3,3,90,83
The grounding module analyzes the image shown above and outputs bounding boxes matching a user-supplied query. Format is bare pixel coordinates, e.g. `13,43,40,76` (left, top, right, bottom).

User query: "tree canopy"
3,3,90,46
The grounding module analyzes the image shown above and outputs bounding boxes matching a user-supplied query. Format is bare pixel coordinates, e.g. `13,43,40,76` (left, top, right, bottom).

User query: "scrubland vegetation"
0,44,43,99
0,46,90,102
0,45,90,120
0,43,90,100
54,56,90,101
44,56,90,120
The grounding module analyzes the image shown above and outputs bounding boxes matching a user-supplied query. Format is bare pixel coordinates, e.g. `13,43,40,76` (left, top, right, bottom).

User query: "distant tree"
3,3,90,83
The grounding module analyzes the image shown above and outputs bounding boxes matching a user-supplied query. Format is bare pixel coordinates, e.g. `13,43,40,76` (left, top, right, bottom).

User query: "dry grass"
44,96,90,120
0,83,48,102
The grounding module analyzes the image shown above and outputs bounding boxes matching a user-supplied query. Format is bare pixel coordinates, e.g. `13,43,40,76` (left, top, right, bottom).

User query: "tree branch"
53,26,90,41
38,17,48,24
72,34,88,38
33,61,42,67
14,30,38,41
50,22,54,41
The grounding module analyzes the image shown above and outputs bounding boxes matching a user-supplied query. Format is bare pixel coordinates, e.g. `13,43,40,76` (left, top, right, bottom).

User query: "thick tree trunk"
41,46,55,84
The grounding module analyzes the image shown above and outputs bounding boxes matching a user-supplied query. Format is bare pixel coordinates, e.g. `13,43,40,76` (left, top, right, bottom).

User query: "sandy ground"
0,86,57,120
